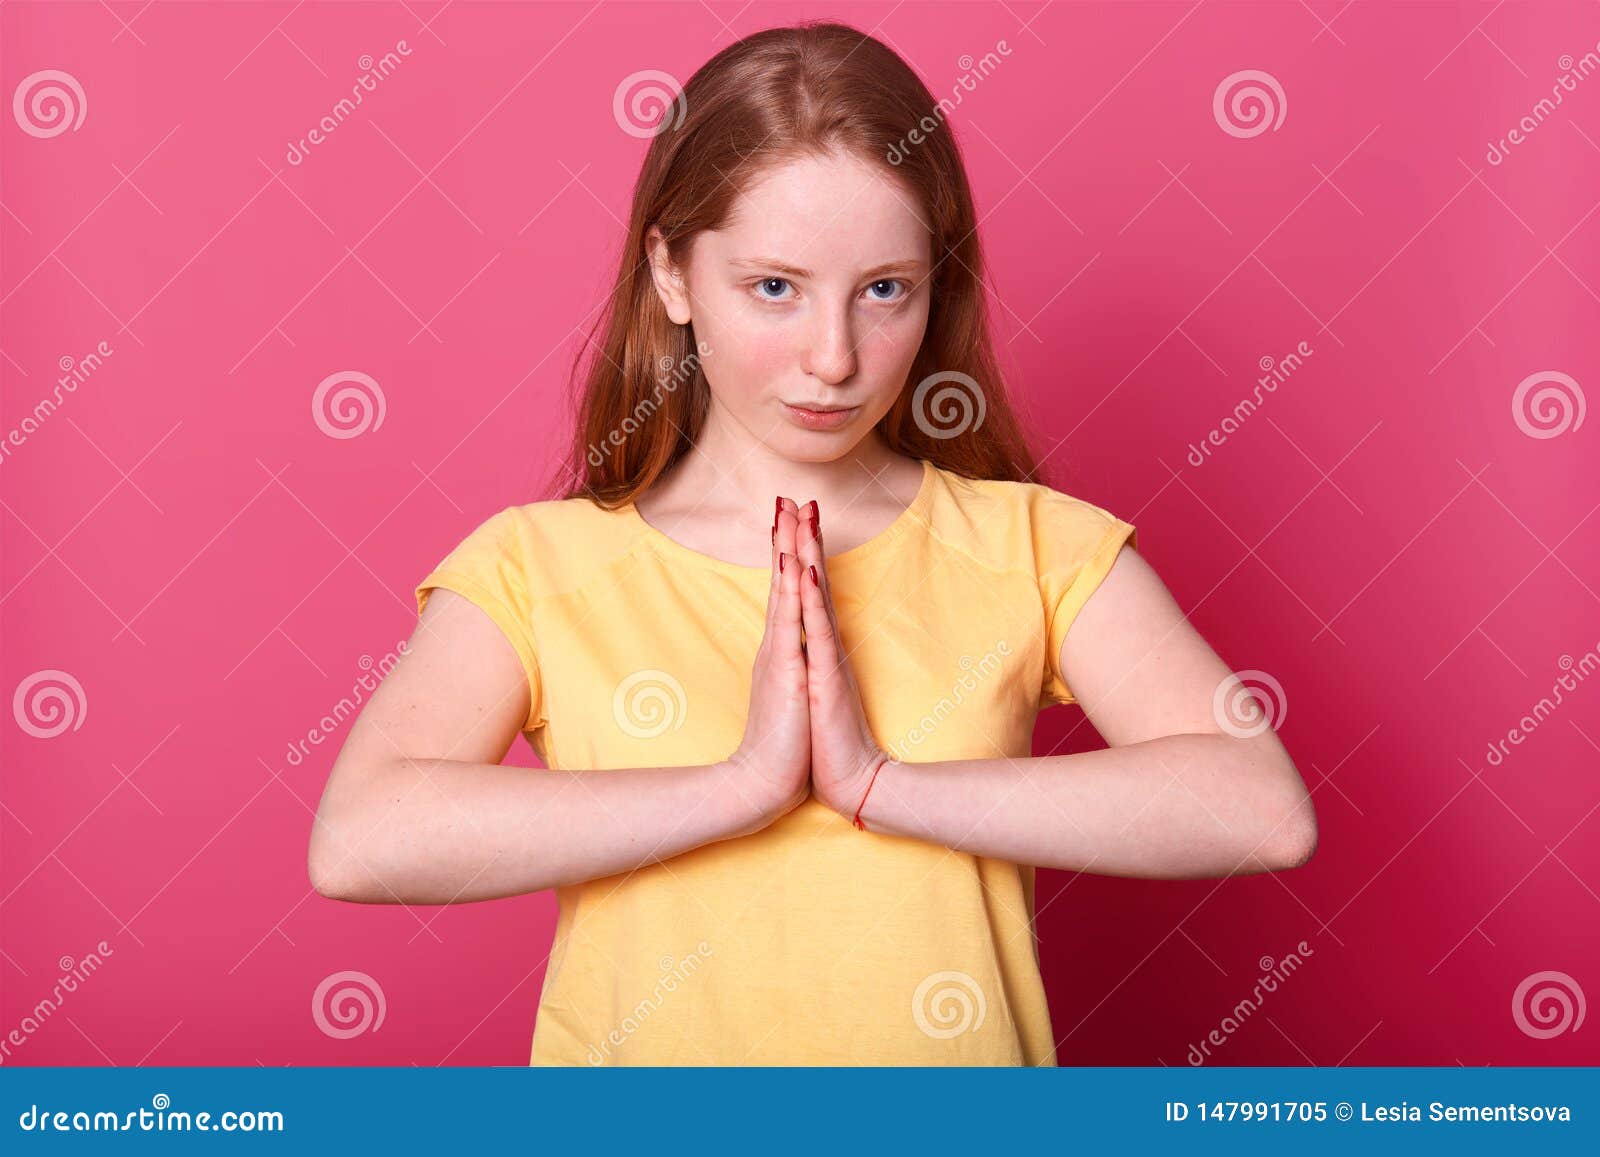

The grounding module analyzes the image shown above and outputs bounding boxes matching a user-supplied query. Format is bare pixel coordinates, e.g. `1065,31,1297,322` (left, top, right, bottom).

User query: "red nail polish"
771,525,776,544
808,564,817,585
779,552,786,573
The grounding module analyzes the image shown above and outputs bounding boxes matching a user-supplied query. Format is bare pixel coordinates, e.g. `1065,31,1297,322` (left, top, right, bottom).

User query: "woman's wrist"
839,748,898,830
707,758,798,838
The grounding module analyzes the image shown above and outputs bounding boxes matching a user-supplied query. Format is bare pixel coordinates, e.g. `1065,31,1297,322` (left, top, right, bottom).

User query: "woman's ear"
645,226,693,325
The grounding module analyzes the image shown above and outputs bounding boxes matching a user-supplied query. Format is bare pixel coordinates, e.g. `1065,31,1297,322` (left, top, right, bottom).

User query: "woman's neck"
633,419,925,564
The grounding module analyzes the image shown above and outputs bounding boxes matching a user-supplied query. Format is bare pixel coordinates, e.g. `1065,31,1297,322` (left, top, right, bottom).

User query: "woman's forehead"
706,156,933,266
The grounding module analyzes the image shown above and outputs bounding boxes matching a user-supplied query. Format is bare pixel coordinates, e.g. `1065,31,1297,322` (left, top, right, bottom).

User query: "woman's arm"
839,732,1311,878
836,547,1318,878
306,588,771,905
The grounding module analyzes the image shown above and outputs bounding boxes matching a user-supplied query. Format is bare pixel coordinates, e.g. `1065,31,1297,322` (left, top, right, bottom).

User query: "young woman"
308,21,1317,1066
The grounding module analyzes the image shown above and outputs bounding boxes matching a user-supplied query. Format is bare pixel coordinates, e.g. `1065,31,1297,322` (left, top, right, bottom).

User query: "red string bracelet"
851,752,894,831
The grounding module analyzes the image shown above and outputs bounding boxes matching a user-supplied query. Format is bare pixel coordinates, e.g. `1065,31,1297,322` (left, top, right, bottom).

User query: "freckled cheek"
742,331,795,381
858,315,925,394
699,319,794,406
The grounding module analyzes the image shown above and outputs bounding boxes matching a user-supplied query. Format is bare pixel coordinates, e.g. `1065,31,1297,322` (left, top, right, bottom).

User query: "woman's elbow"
1269,790,1318,870
307,823,357,900
307,754,398,901
307,796,385,902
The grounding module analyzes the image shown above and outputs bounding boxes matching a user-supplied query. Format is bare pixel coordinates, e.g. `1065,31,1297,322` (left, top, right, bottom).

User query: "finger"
799,545,840,681
775,550,804,661
819,519,846,642
795,499,822,571
773,499,803,658
797,500,843,641
763,495,784,640
793,500,827,657
776,497,800,576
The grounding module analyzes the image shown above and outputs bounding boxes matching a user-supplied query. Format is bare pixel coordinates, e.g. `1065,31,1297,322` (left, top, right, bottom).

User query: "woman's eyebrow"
727,256,927,279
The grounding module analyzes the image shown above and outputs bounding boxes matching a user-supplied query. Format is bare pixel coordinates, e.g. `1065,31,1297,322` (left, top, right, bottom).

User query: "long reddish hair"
556,21,1042,507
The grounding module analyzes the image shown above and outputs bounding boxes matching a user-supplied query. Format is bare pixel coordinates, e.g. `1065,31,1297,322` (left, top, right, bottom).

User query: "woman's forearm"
845,733,1317,878
308,758,769,904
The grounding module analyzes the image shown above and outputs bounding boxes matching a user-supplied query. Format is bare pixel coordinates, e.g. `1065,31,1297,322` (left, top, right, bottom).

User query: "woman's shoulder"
426,494,645,601
922,460,1137,575
497,492,635,535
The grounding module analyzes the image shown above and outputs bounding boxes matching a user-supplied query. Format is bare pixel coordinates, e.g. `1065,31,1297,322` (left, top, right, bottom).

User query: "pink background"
3,0,1597,1066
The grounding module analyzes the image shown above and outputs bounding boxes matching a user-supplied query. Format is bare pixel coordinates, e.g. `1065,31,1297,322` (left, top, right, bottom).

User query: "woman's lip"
783,402,860,429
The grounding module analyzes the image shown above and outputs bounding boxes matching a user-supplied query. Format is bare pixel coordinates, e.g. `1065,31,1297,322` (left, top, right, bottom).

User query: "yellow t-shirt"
413,457,1137,1066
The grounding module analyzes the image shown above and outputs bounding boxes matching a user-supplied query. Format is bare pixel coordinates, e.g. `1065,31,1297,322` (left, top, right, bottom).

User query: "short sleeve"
413,507,545,733
1033,489,1139,707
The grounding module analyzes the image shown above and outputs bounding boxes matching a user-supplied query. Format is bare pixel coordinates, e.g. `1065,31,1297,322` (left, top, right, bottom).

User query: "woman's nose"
802,304,857,384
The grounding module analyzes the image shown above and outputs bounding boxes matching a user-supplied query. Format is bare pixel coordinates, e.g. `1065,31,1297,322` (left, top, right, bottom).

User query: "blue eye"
750,276,906,303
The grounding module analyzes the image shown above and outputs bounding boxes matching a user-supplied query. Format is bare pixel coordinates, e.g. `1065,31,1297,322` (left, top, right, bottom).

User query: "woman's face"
650,150,933,462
